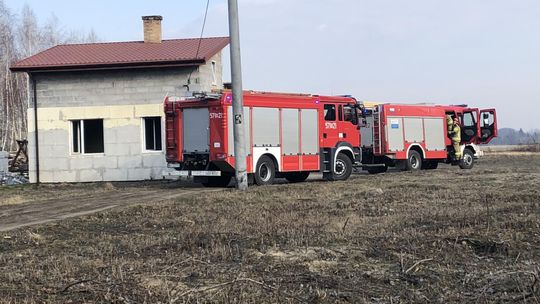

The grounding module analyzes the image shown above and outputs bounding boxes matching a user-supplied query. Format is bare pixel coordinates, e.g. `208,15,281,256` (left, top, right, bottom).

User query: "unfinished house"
10,16,229,183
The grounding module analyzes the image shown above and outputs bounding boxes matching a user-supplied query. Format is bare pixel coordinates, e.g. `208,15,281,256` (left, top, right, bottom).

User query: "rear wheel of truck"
202,174,232,188
284,171,310,183
326,153,353,181
403,150,422,171
254,156,276,185
459,149,475,169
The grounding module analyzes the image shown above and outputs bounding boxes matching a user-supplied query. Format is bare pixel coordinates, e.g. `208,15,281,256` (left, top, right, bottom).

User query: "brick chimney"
142,15,162,43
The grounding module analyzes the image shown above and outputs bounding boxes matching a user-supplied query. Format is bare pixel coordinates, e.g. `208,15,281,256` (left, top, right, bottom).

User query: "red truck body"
164,90,498,184
164,91,362,185
360,103,497,172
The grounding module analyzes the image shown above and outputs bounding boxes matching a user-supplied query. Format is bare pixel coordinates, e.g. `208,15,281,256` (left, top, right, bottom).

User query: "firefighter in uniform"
449,117,461,160
446,115,453,131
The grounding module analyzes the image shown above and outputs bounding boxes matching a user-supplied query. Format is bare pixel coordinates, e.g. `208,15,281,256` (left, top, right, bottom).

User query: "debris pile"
0,172,29,186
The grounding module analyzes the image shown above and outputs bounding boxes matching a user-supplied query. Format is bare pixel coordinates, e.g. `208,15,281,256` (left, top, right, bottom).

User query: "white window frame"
141,117,164,153
70,119,105,155
211,60,217,85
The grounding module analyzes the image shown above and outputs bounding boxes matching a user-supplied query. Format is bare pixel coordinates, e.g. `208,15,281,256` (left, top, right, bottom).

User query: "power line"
186,0,210,89
195,0,210,60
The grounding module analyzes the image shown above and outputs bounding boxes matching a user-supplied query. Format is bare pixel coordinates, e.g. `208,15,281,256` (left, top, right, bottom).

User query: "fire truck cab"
359,103,497,173
164,91,363,186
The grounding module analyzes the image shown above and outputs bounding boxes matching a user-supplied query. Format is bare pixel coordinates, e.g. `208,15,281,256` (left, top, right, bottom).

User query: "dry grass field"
0,154,539,303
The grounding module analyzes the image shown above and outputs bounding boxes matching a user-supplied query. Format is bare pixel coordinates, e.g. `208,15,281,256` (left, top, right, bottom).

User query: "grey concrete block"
151,167,168,180
93,156,118,169
38,129,68,146
39,171,55,183
80,169,103,181
32,65,223,108
52,145,70,157
129,143,142,155
36,83,48,90
116,126,140,144
106,144,128,156
103,169,128,181
70,158,93,170
117,155,143,168
127,168,151,180
40,157,69,171
104,129,118,144
142,154,166,168
40,145,68,158
54,170,77,182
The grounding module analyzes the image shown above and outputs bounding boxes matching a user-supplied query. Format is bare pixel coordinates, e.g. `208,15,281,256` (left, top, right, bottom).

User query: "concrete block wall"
28,104,169,183
33,54,223,108
26,53,225,183
198,52,224,92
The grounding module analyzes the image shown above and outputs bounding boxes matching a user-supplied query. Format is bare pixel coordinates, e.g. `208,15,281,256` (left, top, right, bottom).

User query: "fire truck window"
343,105,356,124
480,112,494,127
338,105,343,121
463,112,475,127
324,104,336,121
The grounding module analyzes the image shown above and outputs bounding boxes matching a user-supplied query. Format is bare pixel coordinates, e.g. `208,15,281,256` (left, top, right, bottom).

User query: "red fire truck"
164,91,498,186
164,91,363,186
359,103,497,173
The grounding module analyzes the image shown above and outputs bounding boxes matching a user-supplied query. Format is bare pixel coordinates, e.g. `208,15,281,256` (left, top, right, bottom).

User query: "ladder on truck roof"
373,107,382,155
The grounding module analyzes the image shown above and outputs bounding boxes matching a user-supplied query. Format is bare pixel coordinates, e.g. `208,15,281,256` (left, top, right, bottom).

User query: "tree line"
0,1,97,152
489,128,540,145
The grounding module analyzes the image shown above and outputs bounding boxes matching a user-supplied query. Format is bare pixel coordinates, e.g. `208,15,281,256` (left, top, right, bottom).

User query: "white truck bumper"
468,143,484,158
163,170,222,178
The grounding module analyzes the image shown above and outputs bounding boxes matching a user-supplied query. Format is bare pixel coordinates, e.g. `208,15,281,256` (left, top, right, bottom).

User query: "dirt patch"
0,155,539,303
0,194,27,206
0,180,218,231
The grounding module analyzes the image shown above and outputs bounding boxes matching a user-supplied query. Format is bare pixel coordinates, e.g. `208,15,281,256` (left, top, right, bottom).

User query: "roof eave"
10,59,206,73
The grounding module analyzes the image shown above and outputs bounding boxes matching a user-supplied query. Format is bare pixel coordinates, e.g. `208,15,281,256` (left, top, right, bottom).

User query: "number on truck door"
322,103,339,146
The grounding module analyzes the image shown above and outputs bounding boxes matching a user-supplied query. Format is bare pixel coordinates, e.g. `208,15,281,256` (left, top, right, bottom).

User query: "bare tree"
17,4,40,58
0,1,98,152
0,0,21,151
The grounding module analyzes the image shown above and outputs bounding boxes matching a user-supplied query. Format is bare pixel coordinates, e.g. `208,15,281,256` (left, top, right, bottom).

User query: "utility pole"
228,0,248,190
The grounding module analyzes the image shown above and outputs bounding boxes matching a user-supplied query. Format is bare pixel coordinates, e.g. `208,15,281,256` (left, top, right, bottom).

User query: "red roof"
10,37,230,72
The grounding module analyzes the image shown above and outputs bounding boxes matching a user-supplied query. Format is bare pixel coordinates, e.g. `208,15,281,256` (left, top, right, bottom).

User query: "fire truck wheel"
405,150,422,171
284,172,310,183
327,153,353,181
459,149,475,169
254,155,276,185
202,175,232,188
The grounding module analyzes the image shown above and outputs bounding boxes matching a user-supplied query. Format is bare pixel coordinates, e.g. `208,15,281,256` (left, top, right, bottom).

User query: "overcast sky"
6,0,540,130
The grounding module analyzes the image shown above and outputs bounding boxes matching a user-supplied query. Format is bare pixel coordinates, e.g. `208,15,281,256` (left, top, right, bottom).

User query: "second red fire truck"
164,90,497,186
